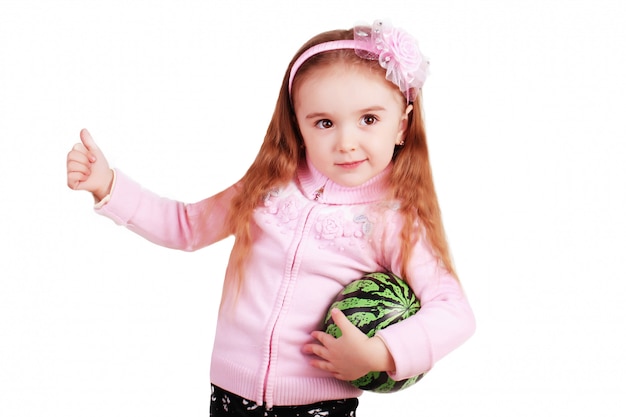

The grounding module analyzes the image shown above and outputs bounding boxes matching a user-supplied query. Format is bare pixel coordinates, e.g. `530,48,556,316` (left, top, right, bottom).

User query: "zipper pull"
313,186,324,201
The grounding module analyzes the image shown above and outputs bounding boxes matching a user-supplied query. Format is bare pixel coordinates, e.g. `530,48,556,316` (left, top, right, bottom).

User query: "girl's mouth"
336,160,364,169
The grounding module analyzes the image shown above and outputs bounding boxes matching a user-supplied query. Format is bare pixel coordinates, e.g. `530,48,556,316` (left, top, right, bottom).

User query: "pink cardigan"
96,162,475,408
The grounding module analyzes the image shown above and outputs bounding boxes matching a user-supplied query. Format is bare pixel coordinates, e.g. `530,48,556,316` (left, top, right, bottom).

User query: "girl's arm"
374,223,476,381
95,170,236,250
302,215,475,382
67,129,236,251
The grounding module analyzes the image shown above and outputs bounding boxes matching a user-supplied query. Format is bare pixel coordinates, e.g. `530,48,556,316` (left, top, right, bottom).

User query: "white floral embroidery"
263,188,281,213
353,214,372,236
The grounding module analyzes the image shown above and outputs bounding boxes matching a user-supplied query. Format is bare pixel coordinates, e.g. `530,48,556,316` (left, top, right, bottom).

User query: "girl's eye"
315,119,333,129
360,115,378,126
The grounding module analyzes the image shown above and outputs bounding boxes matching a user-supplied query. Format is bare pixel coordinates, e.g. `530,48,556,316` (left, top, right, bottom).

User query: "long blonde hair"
223,28,456,292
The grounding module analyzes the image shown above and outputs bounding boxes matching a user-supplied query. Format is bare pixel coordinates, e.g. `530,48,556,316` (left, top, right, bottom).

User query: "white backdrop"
1,1,625,416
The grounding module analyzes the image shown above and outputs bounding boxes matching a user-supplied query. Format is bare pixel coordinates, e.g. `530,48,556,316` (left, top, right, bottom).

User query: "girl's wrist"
93,169,114,203
369,335,396,373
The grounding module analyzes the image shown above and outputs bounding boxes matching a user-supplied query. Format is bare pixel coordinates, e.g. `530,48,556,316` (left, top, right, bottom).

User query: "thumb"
331,308,356,335
80,128,99,152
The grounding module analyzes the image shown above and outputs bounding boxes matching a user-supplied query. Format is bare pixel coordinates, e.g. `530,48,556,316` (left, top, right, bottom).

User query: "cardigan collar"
296,157,392,205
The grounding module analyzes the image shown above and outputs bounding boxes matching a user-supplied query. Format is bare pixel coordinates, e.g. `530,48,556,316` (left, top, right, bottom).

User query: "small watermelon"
323,271,425,393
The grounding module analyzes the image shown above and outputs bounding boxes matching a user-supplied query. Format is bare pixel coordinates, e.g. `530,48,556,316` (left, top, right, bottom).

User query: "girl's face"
293,63,412,188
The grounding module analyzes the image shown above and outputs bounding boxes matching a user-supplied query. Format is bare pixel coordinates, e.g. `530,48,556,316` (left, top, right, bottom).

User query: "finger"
311,330,339,348
71,142,87,154
330,308,355,333
67,172,89,190
67,169,89,181
80,128,99,153
305,342,330,361
67,148,91,166
309,358,338,374
70,142,96,163
67,160,91,176
301,341,322,355
308,358,350,381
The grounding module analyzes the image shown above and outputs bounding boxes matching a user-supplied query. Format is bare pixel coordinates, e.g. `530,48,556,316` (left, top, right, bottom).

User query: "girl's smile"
336,159,365,169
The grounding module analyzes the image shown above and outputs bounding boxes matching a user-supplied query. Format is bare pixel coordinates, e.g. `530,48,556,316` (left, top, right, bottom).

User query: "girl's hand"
66,129,114,202
302,308,396,381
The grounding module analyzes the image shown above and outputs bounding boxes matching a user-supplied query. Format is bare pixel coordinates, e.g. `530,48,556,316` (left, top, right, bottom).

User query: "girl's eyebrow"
305,106,387,119
305,112,331,120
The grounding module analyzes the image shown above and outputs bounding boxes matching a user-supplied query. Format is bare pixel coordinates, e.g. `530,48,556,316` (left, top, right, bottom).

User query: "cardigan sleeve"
94,169,238,251
375,216,476,380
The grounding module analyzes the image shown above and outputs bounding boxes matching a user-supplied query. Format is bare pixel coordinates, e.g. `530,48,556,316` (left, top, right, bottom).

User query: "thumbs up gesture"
66,129,114,202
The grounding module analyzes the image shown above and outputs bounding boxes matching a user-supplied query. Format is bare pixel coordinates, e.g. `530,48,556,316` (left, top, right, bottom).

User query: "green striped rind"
324,272,421,338
324,272,425,393
351,371,424,393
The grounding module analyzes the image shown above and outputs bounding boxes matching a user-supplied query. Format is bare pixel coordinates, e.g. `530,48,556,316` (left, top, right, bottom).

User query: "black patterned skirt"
210,384,359,417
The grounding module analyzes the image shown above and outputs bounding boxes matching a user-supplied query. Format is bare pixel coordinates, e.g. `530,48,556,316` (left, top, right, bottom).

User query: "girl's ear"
395,104,414,145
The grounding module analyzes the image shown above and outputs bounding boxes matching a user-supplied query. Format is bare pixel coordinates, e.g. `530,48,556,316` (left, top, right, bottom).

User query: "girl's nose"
336,128,357,152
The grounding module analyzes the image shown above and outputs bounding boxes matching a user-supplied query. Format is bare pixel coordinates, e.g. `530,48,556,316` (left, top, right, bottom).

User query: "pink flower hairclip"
288,20,428,103
354,20,429,102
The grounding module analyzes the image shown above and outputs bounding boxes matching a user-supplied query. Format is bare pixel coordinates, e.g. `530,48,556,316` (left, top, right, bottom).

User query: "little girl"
66,20,475,417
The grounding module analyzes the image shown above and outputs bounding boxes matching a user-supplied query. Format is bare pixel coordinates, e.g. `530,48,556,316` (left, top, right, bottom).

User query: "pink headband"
288,20,429,102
